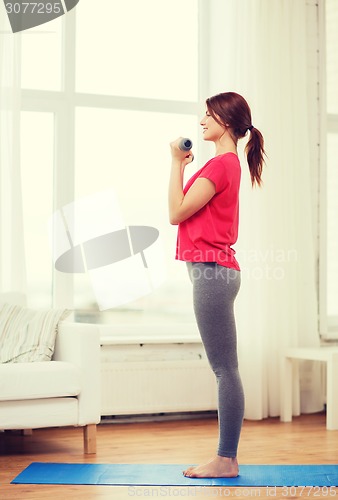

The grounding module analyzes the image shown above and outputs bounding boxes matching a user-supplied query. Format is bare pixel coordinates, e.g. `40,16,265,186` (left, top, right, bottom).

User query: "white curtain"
207,0,323,418
0,12,26,293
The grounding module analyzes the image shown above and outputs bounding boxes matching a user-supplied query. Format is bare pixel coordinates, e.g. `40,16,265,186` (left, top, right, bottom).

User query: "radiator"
100,344,218,415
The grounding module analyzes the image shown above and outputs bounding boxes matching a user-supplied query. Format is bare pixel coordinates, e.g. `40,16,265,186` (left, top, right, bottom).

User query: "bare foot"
183,456,239,478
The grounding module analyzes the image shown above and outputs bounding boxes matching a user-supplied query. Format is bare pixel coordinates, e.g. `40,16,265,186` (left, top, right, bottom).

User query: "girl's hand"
170,137,194,168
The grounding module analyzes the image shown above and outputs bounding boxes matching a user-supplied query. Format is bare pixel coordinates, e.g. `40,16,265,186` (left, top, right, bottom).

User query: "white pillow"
0,304,70,363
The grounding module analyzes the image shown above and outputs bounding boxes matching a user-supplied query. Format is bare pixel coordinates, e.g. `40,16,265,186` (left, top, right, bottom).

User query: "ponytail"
245,127,266,187
206,92,266,188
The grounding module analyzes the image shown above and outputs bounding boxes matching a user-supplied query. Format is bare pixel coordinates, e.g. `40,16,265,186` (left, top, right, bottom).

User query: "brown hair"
206,92,266,187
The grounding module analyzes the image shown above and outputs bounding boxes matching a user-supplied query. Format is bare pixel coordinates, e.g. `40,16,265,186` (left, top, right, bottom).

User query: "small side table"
280,346,338,430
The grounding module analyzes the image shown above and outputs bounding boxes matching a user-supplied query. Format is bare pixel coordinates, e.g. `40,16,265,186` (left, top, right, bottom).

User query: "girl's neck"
215,146,238,156
214,134,237,157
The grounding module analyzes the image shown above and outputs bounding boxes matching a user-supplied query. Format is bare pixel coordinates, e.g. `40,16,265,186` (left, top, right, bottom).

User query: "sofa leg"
83,424,96,454
21,429,33,436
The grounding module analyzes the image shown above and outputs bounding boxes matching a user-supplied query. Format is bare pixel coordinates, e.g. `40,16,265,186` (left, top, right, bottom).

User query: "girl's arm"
168,138,215,225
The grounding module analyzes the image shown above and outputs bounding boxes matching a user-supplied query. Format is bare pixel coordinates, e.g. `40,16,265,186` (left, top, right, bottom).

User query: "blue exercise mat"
11,463,338,487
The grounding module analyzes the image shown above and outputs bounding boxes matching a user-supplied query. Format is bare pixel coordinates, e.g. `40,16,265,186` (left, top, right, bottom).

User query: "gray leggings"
187,262,244,458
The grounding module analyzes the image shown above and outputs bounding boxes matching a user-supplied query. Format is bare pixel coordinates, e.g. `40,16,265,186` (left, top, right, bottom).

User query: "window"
73,107,198,315
21,0,201,323
325,0,338,335
21,16,63,91
75,0,198,102
21,112,54,308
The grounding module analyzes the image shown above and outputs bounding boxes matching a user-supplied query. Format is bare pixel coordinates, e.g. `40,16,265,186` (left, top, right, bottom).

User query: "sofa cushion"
0,361,81,401
0,304,70,363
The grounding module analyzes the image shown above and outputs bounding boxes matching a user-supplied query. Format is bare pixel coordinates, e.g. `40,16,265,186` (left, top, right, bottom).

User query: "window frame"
20,0,209,311
319,0,338,339
20,0,337,336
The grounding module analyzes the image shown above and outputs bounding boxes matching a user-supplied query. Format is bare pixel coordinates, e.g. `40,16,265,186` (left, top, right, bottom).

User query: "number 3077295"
5,3,62,14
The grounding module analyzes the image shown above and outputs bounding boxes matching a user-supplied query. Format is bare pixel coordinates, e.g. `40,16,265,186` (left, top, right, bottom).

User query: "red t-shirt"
175,152,241,270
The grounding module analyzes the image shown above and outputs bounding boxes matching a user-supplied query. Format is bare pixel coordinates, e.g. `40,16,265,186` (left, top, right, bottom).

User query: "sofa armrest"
53,322,101,425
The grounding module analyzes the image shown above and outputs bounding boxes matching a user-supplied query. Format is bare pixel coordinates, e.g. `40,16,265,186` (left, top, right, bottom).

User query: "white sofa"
0,296,101,454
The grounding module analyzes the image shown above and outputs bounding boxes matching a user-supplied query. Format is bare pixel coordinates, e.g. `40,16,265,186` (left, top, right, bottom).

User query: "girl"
168,91,266,478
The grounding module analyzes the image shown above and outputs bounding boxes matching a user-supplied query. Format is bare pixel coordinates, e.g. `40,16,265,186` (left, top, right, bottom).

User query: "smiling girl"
168,91,266,478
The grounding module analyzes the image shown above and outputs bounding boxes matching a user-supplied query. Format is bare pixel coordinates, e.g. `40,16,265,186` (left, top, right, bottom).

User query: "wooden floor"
1,412,337,499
